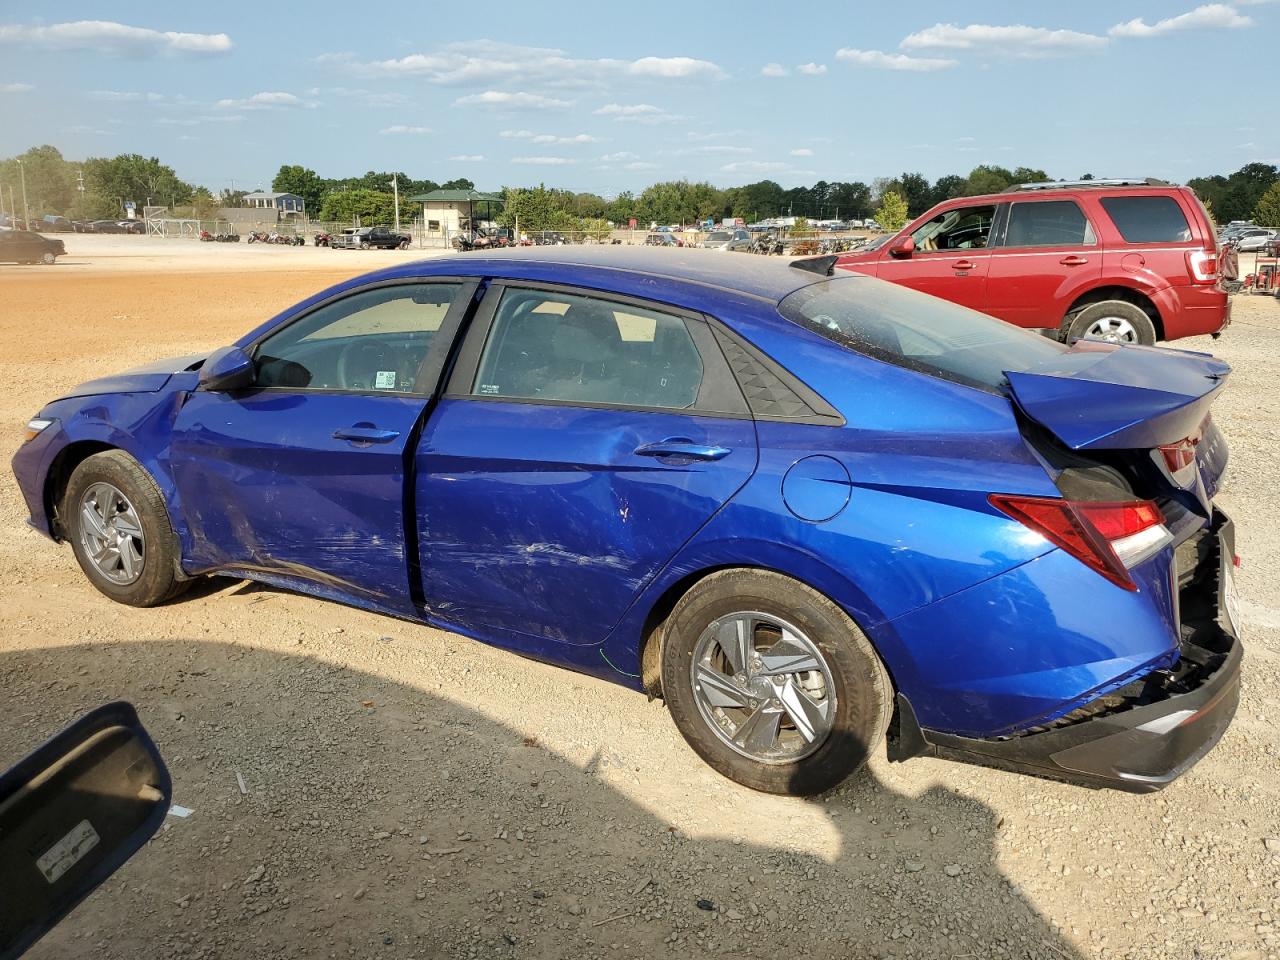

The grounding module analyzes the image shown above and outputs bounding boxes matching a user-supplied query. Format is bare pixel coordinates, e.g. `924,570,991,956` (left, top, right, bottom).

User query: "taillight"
1186,249,1218,284
1157,414,1208,484
989,494,1172,591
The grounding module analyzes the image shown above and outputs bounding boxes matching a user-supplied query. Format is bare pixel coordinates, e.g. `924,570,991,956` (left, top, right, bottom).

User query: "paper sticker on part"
374,371,397,390
37,818,100,884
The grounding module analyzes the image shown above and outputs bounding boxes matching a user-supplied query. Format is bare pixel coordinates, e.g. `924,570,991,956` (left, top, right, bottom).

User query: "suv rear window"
778,277,1066,394
1099,196,1192,243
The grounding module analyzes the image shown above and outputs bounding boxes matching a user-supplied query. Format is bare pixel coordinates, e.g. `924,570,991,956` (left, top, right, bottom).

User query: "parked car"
39,215,74,233
837,179,1229,346
0,230,65,264
702,229,753,252
12,248,1240,797
644,233,681,247
1265,234,1280,257
1234,229,1275,252
331,226,410,250
117,220,145,235
89,219,124,234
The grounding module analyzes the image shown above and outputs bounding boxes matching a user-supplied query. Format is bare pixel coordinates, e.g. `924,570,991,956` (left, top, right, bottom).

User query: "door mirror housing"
198,345,255,392
888,236,916,258
0,702,170,959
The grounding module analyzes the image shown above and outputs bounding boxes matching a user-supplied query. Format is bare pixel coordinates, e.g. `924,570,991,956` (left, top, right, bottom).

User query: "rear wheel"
660,569,892,795
64,451,188,607
40,252,56,265
1064,300,1157,346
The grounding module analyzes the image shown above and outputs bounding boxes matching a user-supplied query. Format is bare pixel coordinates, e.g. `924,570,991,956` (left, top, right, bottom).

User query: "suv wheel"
661,569,892,796
1064,300,1157,346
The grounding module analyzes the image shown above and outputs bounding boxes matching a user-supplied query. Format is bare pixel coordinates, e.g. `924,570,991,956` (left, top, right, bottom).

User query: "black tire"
360,241,370,250
41,252,56,265
660,569,892,796
63,450,189,607
1064,300,1157,346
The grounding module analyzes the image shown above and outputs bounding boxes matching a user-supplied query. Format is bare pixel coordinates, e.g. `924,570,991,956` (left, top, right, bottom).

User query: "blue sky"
1,2,1277,196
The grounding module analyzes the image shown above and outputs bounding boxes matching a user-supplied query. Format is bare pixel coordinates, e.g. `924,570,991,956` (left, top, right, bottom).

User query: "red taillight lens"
989,494,1169,591
1159,439,1198,476
1186,249,1218,284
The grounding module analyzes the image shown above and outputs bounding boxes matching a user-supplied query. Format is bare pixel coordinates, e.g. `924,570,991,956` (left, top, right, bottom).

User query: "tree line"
4,144,1279,234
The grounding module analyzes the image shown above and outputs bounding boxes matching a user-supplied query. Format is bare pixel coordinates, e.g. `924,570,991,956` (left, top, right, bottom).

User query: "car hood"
1005,343,1229,450
55,353,206,401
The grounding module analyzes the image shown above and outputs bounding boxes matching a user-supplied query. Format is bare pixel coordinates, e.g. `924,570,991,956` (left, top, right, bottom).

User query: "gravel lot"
1,236,1278,960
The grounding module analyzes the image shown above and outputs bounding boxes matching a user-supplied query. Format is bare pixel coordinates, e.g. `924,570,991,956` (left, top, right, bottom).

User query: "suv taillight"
1186,249,1218,284
989,495,1172,591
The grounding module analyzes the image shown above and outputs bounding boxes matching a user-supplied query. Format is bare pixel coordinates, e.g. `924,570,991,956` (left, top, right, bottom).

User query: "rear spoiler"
791,255,839,277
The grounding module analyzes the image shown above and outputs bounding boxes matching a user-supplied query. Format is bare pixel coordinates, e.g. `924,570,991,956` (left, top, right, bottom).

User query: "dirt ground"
1,236,1278,960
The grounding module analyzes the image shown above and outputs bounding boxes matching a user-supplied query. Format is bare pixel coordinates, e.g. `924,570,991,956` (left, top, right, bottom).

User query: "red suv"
837,179,1228,345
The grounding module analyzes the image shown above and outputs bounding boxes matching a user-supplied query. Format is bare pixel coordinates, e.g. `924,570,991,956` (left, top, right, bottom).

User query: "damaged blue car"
12,248,1242,795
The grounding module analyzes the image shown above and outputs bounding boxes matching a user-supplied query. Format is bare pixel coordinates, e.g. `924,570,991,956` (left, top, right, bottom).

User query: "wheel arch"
1062,284,1166,341
43,440,118,538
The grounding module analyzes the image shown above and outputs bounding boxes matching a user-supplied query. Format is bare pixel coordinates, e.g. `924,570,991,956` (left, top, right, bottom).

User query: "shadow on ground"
2,639,1083,960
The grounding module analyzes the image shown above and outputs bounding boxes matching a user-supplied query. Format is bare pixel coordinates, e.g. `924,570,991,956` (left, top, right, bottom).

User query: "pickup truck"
331,226,411,250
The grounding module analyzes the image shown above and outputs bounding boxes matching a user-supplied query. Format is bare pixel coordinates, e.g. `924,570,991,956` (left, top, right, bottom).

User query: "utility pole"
77,168,86,220
17,158,30,228
391,175,400,232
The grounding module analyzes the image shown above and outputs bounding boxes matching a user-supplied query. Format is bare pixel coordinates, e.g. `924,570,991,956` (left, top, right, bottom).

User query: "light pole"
17,158,30,228
390,175,400,232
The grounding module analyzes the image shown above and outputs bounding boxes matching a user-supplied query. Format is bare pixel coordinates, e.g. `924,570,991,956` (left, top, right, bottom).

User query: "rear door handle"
952,260,975,271
634,438,732,462
333,425,400,444
1059,255,1089,266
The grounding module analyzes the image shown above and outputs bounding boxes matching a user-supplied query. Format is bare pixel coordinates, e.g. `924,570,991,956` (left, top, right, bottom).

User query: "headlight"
24,417,55,442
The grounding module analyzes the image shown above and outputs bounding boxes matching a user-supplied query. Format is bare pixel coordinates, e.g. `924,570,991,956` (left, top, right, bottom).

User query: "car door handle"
1059,255,1090,266
634,438,732,461
952,260,975,271
333,425,400,444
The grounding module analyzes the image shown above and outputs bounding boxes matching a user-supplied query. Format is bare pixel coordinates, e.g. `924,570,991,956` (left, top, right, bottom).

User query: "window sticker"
374,371,397,390
478,383,500,395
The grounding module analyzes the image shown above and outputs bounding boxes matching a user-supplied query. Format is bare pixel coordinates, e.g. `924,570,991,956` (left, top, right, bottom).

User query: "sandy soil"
0,243,1278,960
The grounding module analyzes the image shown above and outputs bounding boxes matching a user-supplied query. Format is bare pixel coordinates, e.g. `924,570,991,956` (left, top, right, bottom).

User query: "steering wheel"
335,340,391,391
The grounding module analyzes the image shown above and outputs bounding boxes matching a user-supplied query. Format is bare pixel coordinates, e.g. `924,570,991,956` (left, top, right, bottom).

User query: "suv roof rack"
1002,178,1170,193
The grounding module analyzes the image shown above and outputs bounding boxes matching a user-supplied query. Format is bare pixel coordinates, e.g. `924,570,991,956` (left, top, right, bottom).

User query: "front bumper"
892,510,1242,792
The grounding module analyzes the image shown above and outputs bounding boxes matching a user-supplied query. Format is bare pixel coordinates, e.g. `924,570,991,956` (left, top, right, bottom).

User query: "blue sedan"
12,248,1242,795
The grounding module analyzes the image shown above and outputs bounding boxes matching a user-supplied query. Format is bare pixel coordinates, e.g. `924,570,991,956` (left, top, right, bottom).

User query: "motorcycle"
199,229,214,242
314,232,332,247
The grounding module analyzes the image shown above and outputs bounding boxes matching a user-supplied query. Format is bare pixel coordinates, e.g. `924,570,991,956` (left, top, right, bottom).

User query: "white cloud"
455,90,571,109
217,91,308,110
594,102,681,124
599,151,638,162
760,62,788,77
512,156,577,165
0,20,231,56
682,145,753,155
1,82,34,93
450,154,485,162
65,124,114,135
835,48,957,71
379,125,432,134
90,89,166,102
332,41,721,86
790,148,814,157
797,62,828,75
624,161,659,171
500,129,600,144
1110,4,1252,37
721,160,789,174
901,23,1108,56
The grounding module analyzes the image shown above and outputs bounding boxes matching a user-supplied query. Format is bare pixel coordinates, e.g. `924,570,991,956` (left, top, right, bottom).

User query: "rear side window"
1003,201,1095,247
778,277,1067,394
1099,196,1192,243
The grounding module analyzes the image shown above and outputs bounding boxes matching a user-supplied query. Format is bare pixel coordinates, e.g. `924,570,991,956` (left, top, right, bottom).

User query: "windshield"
707,232,731,242
778,277,1068,393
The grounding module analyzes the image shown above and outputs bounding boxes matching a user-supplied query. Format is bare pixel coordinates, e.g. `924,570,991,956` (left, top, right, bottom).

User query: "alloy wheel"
1083,316,1139,344
690,611,837,764
78,481,145,585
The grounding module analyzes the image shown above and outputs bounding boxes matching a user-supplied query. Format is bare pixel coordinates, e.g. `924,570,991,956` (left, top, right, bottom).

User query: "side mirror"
198,345,255,392
888,236,916,258
0,703,170,959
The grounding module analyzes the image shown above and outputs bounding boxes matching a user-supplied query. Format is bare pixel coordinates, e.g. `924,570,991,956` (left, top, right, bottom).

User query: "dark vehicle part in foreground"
0,230,64,264
11,248,1242,797
0,703,169,959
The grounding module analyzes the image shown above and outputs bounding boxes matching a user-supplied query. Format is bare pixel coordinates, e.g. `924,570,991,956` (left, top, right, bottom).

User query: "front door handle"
333,425,400,444
634,438,732,462
952,260,975,271
1060,255,1090,266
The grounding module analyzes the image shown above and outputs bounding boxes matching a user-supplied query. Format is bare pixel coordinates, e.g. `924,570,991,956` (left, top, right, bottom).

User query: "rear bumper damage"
892,510,1242,792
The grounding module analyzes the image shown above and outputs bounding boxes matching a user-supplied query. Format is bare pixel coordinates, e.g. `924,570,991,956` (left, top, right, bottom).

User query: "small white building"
408,189,503,238
242,191,306,218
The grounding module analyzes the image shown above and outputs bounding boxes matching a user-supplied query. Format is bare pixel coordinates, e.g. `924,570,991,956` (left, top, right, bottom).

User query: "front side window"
1099,196,1192,243
473,289,704,409
254,283,461,393
910,204,996,251
1003,200,1095,247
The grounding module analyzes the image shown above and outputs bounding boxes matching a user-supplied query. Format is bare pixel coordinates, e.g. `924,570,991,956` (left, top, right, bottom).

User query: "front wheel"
64,451,189,607
660,569,892,795
1064,300,1157,346
41,252,56,265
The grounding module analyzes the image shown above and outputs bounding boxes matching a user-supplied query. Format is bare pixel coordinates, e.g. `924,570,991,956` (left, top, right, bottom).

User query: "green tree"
1253,182,1280,229
1010,166,1051,185
317,188,397,224
874,190,909,232
963,164,1015,196
930,174,968,206
271,165,325,213
83,154,193,211
0,145,77,216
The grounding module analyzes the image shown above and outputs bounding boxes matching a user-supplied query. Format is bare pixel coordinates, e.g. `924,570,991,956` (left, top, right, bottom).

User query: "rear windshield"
1099,196,1192,243
778,277,1067,394
707,232,731,241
